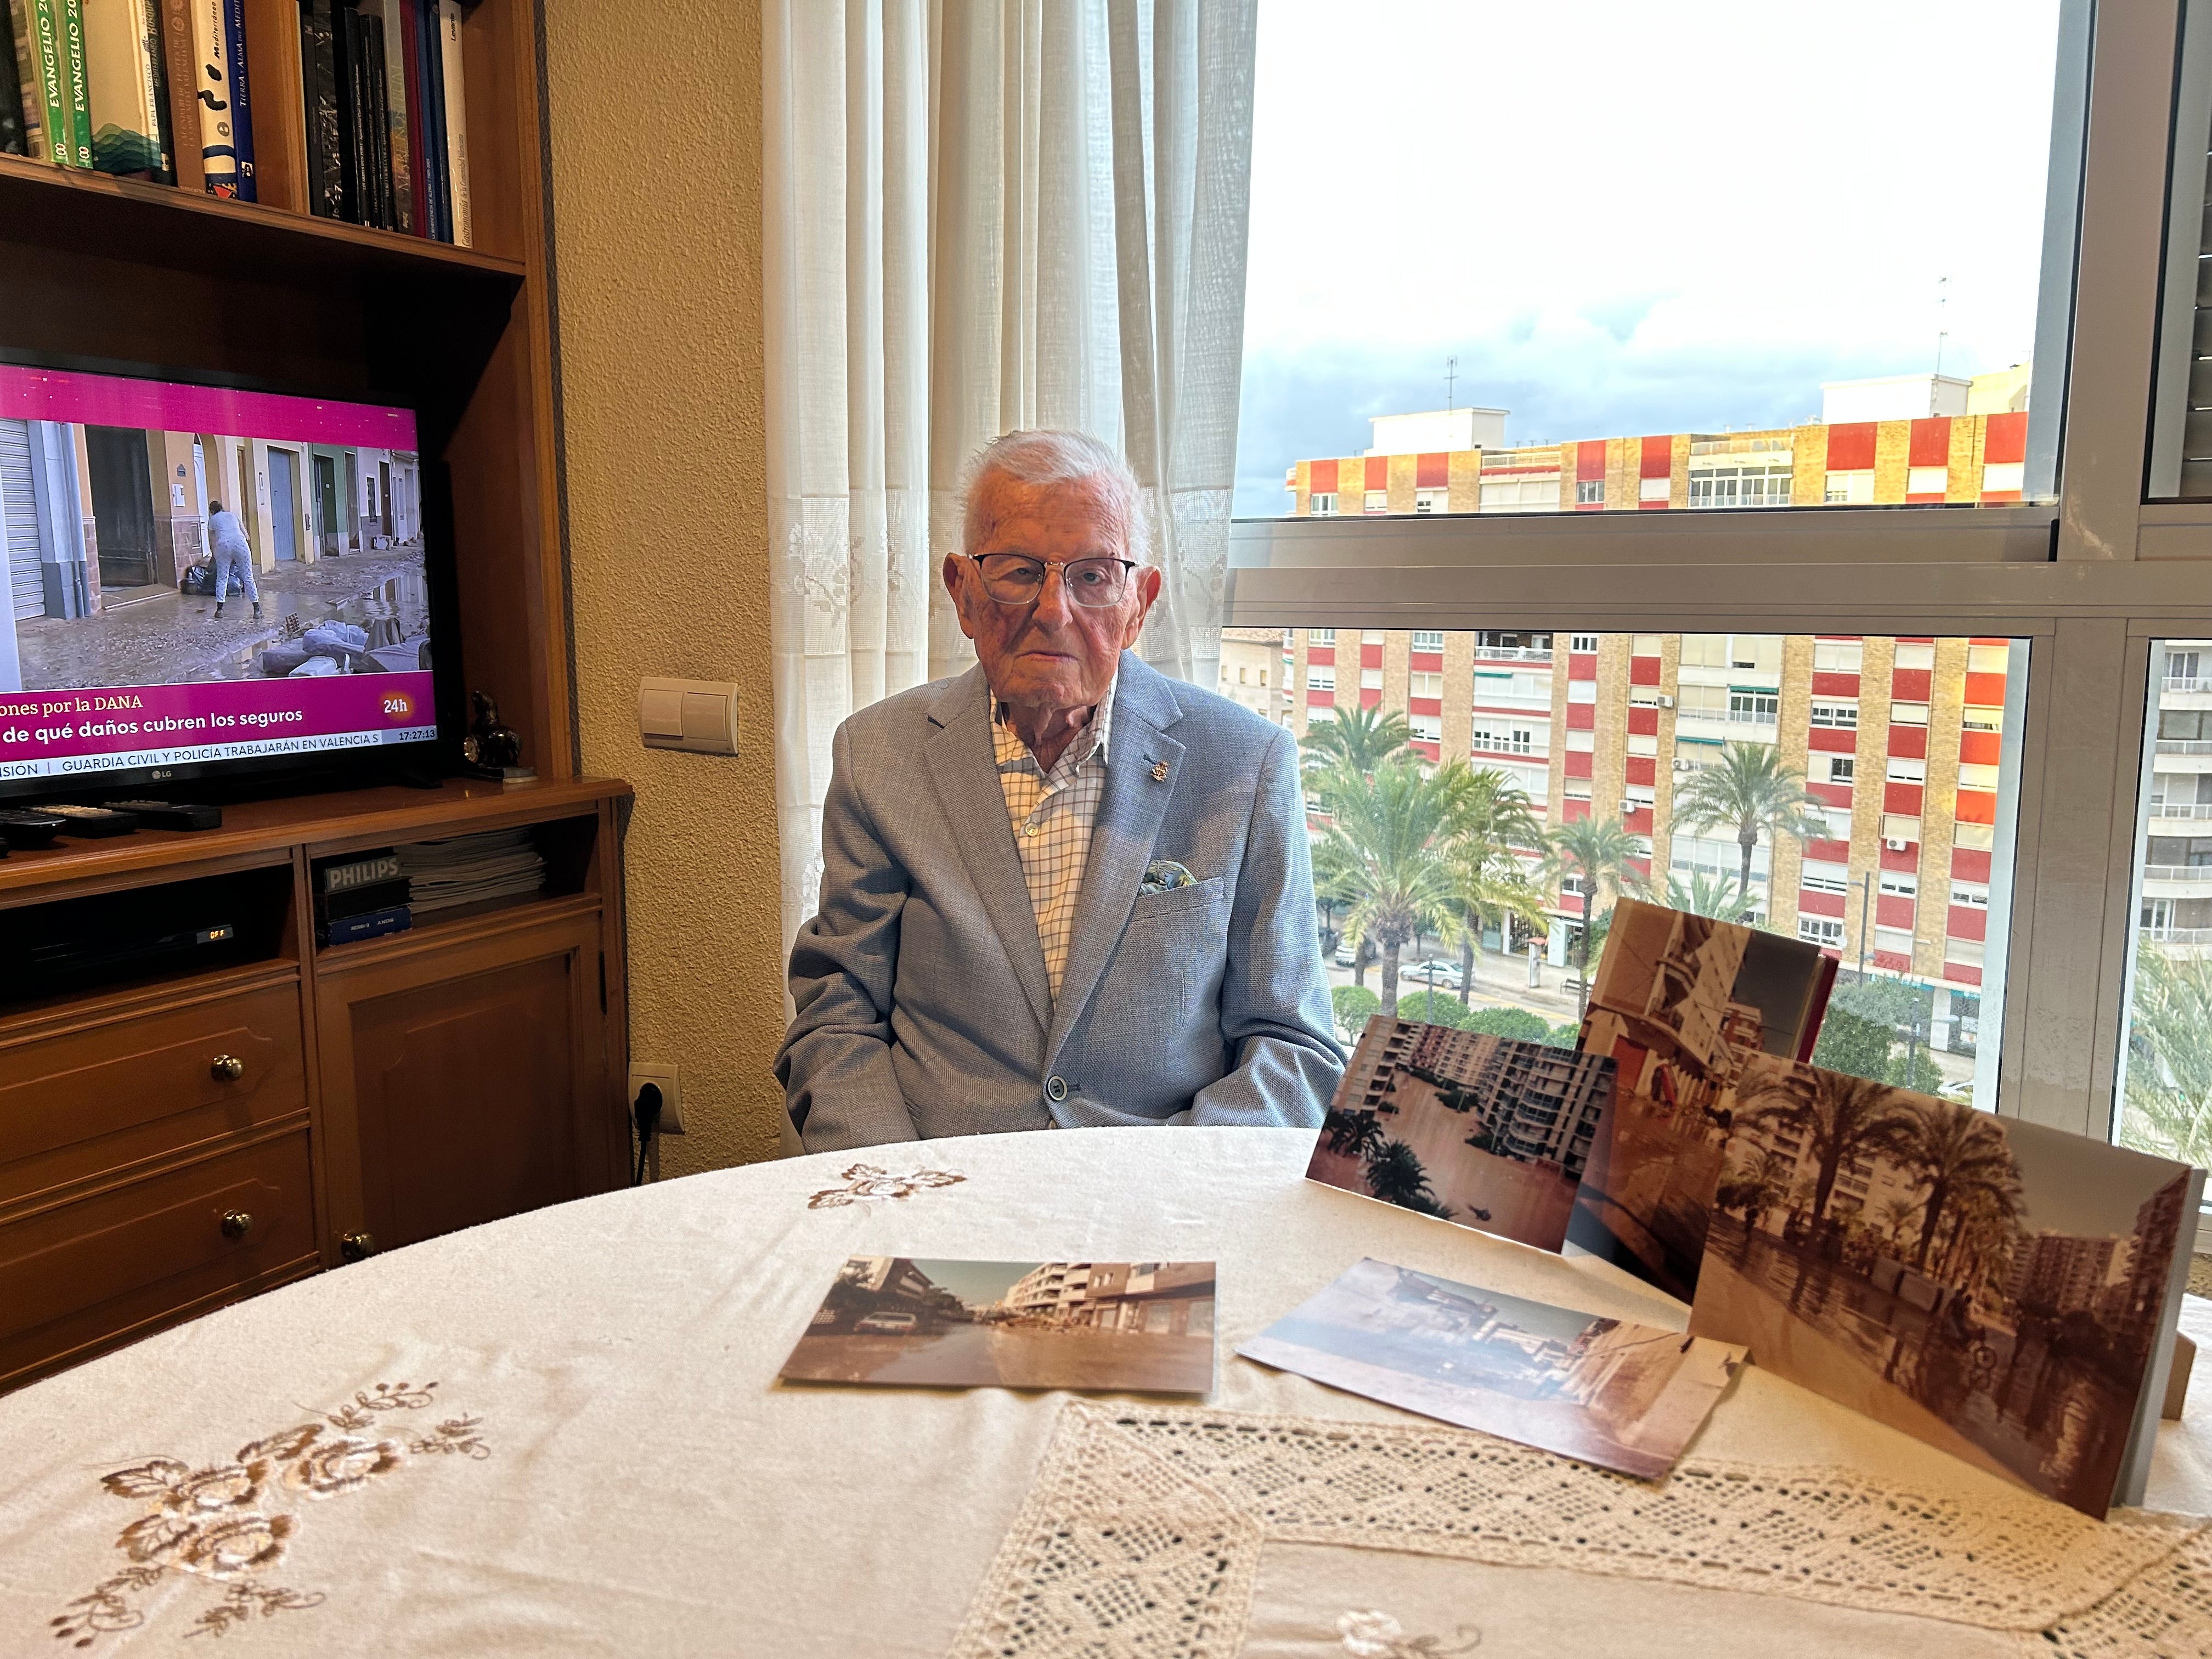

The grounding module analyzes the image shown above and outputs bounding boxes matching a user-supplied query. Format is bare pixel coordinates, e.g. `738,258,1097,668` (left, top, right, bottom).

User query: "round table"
6,1127,2209,1656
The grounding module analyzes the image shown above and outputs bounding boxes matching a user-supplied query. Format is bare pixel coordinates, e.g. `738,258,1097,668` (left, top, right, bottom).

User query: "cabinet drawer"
0,981,306,1209
0,1131,315,1389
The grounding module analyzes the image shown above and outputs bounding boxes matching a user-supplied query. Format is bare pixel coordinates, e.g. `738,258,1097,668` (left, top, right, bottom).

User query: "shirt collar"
992,673,1116,770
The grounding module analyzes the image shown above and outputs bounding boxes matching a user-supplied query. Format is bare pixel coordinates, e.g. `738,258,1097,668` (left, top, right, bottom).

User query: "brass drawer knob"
211,1054,245,1081
340,1231,377,1262
220,1210,254,1241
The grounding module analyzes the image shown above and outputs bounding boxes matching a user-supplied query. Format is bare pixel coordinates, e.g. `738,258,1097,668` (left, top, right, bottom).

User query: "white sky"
1234,0,2063,512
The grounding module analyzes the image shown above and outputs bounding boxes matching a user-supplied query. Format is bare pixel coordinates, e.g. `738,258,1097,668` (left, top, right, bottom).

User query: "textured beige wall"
543,0,785,1173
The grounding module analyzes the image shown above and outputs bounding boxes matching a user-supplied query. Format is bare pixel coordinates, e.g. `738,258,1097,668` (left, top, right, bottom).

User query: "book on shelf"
0,3,22,153
82,0,173,181
217,0,249,195
155,0,196,187
187,0,243,196
299,0,466,243
436,0,464,243
57,0,93,166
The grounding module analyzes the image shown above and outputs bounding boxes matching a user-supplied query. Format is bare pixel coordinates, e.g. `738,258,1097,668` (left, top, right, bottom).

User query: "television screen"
0,365,439,794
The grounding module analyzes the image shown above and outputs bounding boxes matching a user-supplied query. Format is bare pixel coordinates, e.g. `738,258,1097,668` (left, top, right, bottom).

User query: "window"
1569,634,1599,653
1809,699,1859,728
1824,756,1855,783
1728,690,1779,727
1677,684,1727,720
1364,490,1389,513
1890,702,1929,726
1308,492,1337,515
1686,464,1794,509
1876,926,1917,955
1814,641,1865,673
1952,881,1990,908
1411,630,1445,651
1803,861,1850,895
1308,629,1335,646
1408,713,1441,741
1575,479,1604,505
1894,642,1936,670
1359,668,1383,690
1800,917,1847,948
1362,630,1387,644
1409,671,1443,698
1680,634,1726,669
1414,489,1446,514
1963,705,2004,731
1471,725,1534,755
1306,665,1335,691
1880,872,1919,898
1886,757,1927,784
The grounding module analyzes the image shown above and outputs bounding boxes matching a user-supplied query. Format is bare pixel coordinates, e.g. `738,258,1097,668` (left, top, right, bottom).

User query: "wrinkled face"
945,472,1161,716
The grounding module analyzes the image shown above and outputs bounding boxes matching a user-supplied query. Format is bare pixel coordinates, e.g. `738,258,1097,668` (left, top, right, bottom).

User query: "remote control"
105,800,223,830
33,804,140,837
0,810,64,849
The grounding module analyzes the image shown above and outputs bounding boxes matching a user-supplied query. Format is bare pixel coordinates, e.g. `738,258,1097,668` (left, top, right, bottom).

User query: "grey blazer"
777,652,1344,1149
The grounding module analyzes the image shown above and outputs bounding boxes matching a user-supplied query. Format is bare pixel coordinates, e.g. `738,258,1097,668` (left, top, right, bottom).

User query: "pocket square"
1139,859,1197,894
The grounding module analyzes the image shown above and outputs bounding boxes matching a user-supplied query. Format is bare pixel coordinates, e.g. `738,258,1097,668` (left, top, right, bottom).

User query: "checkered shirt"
992,675,1116,1001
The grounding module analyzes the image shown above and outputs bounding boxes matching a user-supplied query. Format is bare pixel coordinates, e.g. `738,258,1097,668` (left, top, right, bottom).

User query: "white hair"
960,429,1152,565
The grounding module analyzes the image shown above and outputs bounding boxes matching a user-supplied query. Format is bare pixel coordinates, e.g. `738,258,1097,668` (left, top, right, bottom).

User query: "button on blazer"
777,652,1344,1150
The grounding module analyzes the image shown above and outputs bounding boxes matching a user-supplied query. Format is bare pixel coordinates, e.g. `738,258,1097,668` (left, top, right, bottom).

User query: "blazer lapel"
1046,655,1186,1063
925,666,1053,1035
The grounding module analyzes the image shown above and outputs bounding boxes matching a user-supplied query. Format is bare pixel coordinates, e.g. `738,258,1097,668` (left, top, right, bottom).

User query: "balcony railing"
2164,676,2208,693
2140,865,2212,883
2141,926,2212,945
1471,646,1555,663
1471,740,1536,757
2149,802,2212,820
2156,739,2212,754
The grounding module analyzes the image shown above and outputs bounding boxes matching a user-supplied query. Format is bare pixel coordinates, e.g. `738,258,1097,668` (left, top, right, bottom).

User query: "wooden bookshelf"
0,2,628,1391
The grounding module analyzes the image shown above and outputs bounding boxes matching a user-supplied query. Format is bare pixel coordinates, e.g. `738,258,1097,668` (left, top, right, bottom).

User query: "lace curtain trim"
948,1403,2212,1659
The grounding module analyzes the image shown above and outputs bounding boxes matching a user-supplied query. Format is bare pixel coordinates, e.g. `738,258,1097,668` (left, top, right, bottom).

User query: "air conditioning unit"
1884,837,1911,852
1655,694,1674,708
1621,799,1639,815
1672,759,1692,771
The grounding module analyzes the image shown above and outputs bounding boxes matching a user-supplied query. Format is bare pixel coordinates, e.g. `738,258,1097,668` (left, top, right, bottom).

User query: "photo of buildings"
1686,1055,2200,1516
779,1257,1215,1395
1567,900,1832,1301
1239,1256,1743,1480
1313,1018,1618,1251
1,412,427,693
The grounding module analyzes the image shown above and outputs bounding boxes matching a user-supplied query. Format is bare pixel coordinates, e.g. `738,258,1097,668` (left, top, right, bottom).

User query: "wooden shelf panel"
0,153,524,293
0,777,629,896
312,890,602,976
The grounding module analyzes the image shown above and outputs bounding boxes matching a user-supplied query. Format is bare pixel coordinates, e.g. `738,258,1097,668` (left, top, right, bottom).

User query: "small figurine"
464,691,523,769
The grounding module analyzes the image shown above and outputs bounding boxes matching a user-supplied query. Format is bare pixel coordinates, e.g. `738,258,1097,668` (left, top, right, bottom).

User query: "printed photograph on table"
1239,1257,1743,1480
1686,1055,2202,1517
1567,899,1836,1302
1313,1017,1618,1252
780,1258,1216,1395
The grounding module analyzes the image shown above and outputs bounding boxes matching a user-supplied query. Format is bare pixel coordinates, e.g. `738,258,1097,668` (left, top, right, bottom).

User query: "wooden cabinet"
0,778,630,1392
317,907,616,1254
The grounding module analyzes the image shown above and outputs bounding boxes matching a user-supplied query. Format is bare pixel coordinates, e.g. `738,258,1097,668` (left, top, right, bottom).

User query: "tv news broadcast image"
0,365,436,786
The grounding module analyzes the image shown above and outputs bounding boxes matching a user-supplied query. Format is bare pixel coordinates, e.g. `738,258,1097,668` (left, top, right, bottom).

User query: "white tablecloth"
4,1127,2208,1655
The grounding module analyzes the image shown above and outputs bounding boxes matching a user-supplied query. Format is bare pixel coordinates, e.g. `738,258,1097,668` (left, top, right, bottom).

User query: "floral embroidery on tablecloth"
807,1163,967,1209
1336,1610,1481,1656
49,1380,488,1645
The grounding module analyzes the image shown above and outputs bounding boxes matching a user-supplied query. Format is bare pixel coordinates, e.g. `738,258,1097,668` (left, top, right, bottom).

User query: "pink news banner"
0,366,431,779
0,675,438,781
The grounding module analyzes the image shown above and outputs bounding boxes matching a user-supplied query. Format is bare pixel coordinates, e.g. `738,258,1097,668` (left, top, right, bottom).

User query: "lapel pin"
1150,760,1170,782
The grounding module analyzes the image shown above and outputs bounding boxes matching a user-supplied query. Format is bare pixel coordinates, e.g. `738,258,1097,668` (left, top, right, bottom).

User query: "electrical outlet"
629,1062,684,1134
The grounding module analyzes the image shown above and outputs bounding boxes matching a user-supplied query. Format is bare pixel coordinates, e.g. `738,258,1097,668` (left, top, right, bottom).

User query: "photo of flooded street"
1688,1051,2199,1515
780,1258,1216,1395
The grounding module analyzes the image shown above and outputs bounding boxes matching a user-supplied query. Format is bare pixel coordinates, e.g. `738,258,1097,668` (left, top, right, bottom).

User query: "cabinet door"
314,911,620,1255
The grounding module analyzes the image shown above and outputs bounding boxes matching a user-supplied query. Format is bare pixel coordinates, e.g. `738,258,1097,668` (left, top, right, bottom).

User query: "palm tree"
1300,704,1413,781
2121,942,2212,1166
1543,814,1640,1018
1647,870,1749,923
1897,1102,2022,1275
1876,1195,1925,1251
1738,1065,1919,1233
1719,1146,1796,1244
1324,1108,1386,1160
1363,1138,1445,1215
1313,758,1472,1015
1669,742,1830,922
1446,767,1547,1006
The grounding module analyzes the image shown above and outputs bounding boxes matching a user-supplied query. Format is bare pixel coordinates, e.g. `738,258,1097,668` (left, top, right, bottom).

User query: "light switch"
639,677,739,755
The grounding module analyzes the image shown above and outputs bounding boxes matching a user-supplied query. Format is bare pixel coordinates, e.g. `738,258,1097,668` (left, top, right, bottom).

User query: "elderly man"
777,428,1342,1150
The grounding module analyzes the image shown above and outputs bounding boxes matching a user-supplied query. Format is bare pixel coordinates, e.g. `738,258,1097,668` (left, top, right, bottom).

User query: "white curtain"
764,0,1260,950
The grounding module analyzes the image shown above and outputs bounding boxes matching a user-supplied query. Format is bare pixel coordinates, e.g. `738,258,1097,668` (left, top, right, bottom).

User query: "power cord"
632,1082,664,1186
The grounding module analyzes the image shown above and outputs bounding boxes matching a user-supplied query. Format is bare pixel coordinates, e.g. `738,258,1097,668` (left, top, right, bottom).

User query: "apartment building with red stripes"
1278,370,2030,1038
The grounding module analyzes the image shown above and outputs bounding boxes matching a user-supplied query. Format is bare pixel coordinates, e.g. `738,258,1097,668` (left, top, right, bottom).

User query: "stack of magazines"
395,827,544,915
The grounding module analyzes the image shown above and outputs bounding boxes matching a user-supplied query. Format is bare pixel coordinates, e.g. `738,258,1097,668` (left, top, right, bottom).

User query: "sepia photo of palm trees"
1688,1054,2202,1516
1312,1017,1620,1251
1566,899,1836,1300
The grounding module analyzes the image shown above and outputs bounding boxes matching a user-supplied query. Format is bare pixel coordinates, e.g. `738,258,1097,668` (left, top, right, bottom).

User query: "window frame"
1221,0,2212,1238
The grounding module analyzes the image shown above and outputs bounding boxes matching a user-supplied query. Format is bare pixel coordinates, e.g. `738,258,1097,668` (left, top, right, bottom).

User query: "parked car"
1333,940,1360,968
854,1308,922,1335
1406,958,1465,990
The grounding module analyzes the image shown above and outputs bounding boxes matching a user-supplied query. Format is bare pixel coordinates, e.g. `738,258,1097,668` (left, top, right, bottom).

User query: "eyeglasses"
963,552,1138,609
